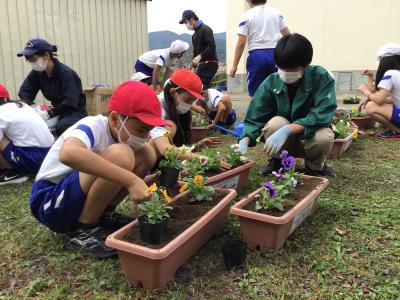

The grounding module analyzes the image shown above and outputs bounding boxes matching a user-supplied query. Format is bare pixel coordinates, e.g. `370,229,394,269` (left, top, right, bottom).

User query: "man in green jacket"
238,33,337,177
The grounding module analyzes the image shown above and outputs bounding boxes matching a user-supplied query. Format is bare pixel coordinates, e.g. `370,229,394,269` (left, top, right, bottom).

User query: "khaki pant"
262,116,334,171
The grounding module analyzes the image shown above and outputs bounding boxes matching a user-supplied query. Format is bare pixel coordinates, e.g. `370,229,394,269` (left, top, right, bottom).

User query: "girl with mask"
30,81,165,258
17,38,87,136
149,69,230,168
238,33,337,178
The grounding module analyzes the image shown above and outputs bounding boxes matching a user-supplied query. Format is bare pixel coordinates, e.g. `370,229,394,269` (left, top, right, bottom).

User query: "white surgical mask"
31,57,47,72
116,116,147,149
185,23,194,31
175,93,192,114
278,68,303,84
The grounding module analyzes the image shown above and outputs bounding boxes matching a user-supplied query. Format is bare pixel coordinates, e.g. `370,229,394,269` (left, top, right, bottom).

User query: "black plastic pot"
159,167,180,188
222,240,247,270
138,215,168,244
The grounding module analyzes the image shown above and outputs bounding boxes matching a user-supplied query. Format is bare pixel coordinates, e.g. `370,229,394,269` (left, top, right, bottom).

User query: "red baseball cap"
108,81,167,126
0,84,10,99
170,69,204,100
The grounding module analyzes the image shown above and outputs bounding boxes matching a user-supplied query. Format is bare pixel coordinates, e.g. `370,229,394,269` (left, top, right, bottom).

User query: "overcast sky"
147,0,227,34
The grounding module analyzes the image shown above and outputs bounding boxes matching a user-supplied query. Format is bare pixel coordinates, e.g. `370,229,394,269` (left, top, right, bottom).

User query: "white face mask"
278,68,303,84
175,93,192,114
116,116,147,149
31,57,47,72
185,23,194,31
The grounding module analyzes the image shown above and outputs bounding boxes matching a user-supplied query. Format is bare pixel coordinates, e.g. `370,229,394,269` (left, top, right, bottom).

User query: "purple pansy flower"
280,150,288,160
272,169,284,181
263,181,277,198
281,155,295,171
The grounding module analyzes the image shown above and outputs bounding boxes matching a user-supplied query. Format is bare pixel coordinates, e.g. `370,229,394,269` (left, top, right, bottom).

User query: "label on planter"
289,201,314,235
212,175,240,189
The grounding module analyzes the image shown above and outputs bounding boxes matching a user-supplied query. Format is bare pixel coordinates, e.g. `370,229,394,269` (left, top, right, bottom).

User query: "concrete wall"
0,0,149,99
227,0,400,93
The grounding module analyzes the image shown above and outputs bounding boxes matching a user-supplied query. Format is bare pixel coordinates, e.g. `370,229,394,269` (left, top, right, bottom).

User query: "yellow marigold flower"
160,189,172,203
146,183,157,193
179,183,189,193
193,175,204,186
353,128,358,140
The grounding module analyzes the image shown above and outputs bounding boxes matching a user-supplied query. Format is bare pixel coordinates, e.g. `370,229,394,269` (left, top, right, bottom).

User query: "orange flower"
179,183,189,193
146,183,157,193
193,175,204,186
160,189,172,203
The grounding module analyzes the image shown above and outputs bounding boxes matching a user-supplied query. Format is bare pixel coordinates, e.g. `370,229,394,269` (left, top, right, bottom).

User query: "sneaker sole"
65,242,117,259
0,176,29,186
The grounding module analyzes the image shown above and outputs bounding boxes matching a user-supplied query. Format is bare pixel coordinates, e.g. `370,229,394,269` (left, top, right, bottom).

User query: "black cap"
179,10,196,24
17,38,55,57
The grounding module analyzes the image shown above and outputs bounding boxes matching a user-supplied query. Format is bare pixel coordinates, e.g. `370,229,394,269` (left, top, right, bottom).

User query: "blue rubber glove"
264,125,292,155
238,138,250,154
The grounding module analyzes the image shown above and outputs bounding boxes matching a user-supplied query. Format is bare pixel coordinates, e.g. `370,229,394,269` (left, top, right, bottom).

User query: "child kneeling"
30,81,166,258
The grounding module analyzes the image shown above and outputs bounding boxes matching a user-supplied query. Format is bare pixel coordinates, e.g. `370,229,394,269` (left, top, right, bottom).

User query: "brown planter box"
230,175,328,250
190,126,208,143
106,189,237,289
328,129,356,159
351,116,376,130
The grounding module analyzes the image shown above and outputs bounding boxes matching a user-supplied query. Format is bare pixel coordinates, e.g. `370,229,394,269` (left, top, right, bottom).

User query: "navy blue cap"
17,38,55,57
179,10,196,24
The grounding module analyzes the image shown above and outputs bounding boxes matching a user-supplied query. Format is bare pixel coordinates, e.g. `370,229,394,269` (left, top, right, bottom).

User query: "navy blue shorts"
134,60,154,77
391,105,400,128
209,109,237,127
246,49,277,96
30,171,86,233
2,142,50,174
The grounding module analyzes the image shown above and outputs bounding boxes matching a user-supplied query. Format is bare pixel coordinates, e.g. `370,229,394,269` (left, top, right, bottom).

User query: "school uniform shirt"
237,4,286,51
240,65,337,146
138,49,176,69
378,70,400,108
36,115,115,184
0,102,54,147
18,59,87,117
150,93,168,139
204,88,222,112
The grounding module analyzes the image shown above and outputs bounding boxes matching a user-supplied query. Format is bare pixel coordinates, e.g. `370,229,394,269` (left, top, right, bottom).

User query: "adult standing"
230,0,290,97
17,38,87,136
179,10,219,88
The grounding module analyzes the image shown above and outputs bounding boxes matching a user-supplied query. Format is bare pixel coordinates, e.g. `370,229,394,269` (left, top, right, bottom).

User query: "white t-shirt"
150,93,168,139
0,102,54,148
204,88,222,111
36,115,115,184
237,4,286,51
378,70,400,108
138,49,176,69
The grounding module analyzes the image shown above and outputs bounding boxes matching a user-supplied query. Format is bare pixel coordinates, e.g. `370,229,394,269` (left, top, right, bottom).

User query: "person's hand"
264,125,292,156
238,137,250,154
38,110,51,121
206,123,215,130
361,69,374,77
230,66,238,78
200,137,222,148
192,55,202,67
356,84,371,96
127,179,152,203
358,97,370,111
143,171,161,185
220,159,232,171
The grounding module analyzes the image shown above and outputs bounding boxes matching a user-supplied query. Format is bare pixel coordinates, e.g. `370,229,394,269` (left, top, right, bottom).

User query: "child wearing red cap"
0,84,54,185
149,69,230,170
30,81,166,258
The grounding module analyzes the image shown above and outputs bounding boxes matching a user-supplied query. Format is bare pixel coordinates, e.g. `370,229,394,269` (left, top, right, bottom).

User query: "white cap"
169,40,189,54
377,43,400,61
131,72,151,81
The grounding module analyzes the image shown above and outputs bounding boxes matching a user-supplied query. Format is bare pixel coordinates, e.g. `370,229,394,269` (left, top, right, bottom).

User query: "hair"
274,33,313,69
375,55,400,89
163,80,192,146
35,45,58,60
249,0,267,5
0,98,23,107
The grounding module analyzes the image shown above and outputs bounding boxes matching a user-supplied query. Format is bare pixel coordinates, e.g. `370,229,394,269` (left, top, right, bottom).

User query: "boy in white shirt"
358,43,400,139
135,40,189,92
230,0,290,97
0,84,54,185
30,81,167,258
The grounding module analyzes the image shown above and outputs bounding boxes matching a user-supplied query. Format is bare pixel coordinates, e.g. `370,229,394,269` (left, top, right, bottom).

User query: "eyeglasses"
25,56,40,63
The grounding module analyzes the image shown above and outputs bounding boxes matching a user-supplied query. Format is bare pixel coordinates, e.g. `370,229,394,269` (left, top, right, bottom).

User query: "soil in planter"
203,162,245,177
124,191,226,249
244,177,323,217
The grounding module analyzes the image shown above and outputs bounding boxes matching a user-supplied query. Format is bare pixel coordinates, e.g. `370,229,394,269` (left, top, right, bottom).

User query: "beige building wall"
0,0,149,99
227,0,400,92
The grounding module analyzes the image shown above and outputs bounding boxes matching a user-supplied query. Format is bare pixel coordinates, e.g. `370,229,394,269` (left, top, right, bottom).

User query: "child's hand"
201,137,222,148
128,179,152,203
361,69,374,77
220,160,232,171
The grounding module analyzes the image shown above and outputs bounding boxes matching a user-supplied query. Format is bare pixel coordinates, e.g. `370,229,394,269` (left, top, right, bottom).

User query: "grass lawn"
1,134,399,299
